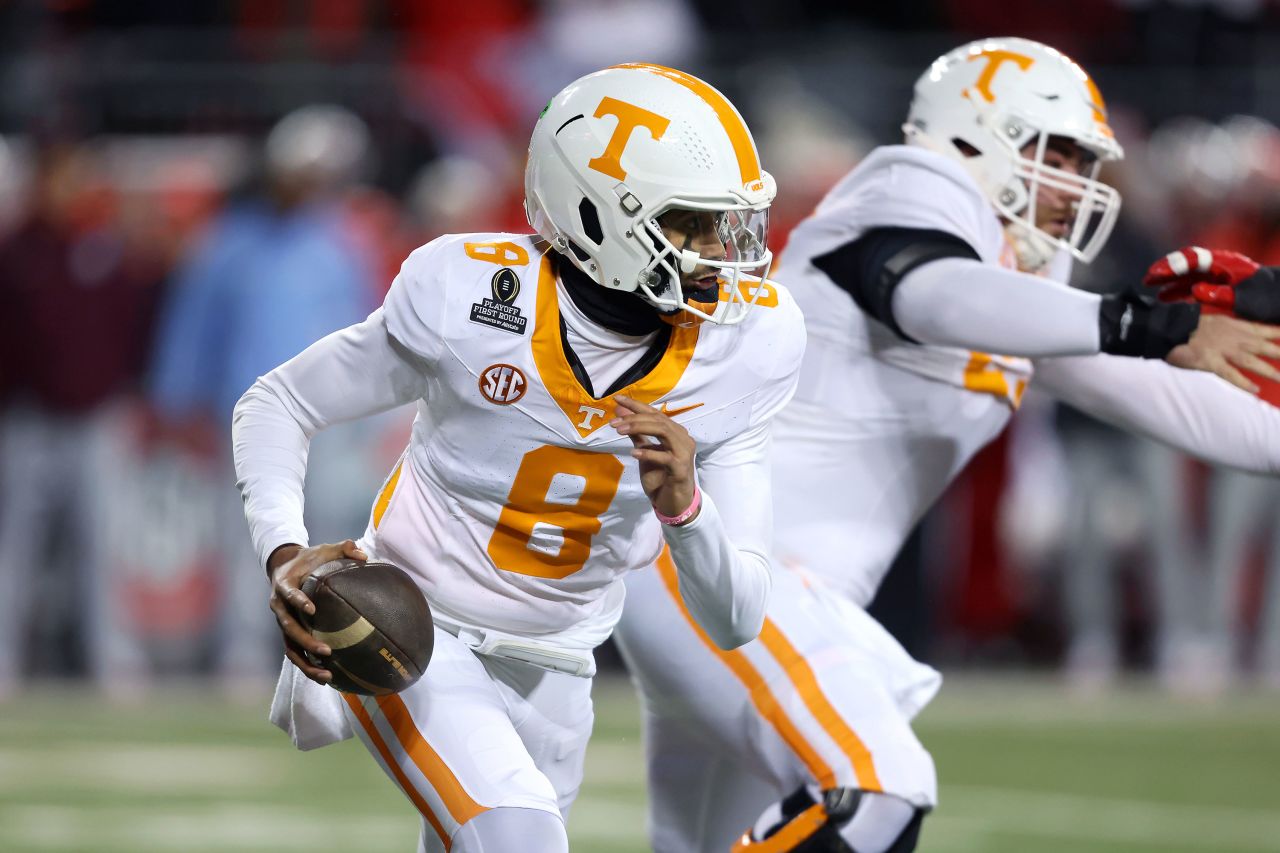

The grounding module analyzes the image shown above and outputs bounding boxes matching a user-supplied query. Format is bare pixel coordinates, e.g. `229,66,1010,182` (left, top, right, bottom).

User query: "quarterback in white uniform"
615,38,1280,852
232,64,804,853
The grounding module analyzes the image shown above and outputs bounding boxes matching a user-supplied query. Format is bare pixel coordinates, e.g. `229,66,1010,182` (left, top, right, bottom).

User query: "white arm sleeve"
1034,353,1280,474
662,421,774,650
892,256,1104,356
232,307,430,568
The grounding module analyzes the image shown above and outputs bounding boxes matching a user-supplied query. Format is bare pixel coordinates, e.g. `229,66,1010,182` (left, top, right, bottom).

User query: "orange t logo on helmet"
587,97,670,181
962,48,1035,103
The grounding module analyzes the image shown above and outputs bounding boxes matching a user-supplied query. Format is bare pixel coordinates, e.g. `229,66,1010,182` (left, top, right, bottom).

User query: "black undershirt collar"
559,261,663,335
555,257,674,399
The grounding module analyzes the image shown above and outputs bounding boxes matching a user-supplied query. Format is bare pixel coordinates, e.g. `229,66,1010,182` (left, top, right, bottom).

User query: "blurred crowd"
3,0,1280,700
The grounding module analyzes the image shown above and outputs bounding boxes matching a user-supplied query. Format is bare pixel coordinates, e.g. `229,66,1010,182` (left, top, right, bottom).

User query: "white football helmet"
904,37,1123,271
525,63,776,324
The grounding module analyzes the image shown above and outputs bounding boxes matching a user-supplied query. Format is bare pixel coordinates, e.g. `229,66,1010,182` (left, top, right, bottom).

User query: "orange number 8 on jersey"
488,446,625,579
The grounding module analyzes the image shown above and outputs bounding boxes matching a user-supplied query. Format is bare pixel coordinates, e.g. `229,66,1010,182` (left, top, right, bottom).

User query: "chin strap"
1004,221,1055,273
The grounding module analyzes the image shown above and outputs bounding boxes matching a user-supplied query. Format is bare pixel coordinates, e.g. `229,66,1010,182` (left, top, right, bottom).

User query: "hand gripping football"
301,559,434,695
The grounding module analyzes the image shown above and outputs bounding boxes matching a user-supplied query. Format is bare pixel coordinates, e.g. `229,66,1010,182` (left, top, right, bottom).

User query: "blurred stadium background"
2,1,1280,851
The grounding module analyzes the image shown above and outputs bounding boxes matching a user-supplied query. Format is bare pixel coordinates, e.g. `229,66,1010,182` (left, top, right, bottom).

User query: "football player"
232,64,805,853
614,38,1280,852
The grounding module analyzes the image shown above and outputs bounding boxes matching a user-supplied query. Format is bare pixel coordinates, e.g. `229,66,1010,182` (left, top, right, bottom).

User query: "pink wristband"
654,485,701,526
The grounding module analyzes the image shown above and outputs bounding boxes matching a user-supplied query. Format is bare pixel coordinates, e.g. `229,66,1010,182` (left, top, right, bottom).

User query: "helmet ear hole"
951,138,981,157
578,198,604,246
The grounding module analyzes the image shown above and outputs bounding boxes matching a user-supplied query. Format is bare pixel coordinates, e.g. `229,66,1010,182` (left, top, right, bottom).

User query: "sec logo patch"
479,363,527,405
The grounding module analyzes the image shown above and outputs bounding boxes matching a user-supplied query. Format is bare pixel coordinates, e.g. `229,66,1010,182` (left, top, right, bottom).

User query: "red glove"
1144,246,1280,407
1142,245,1260,302
1144,245,1280,323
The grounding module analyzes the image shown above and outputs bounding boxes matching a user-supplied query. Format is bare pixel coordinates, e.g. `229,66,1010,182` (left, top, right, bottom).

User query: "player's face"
1021,136,1096,238
658,208,730,292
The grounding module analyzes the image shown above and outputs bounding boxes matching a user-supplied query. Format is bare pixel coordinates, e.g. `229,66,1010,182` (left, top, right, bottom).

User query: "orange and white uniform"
771,144,1063,605
615,141,1280,852
233,230,805,849
615,148,1005,847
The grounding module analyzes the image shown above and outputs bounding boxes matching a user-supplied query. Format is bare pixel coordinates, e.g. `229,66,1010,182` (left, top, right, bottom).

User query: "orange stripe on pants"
757,621,882,792
343,693,452,850
655,552,837,788
376,693,489,826
657,551,883,792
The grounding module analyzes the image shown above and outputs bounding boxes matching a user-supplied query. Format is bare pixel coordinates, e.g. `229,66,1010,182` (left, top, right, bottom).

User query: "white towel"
268,657,354,750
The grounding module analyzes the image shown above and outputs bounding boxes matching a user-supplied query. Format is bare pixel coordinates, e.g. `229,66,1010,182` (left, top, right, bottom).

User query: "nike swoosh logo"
658,402,704,417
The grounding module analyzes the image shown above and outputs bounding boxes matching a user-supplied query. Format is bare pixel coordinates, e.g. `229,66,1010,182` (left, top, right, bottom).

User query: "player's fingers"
615,414,678,444
1155,281,1193,302
274,577,316,617
613,417,666,450
613,394,659,415
1236,318,1280,338
622,430,661,452
631,447,678,469
616,413,693,445
1189,247,1215,273
1213,357,1259,394
314,540,358,562
1142,253,1179,285
1147,246,1211,284
615,412,671,432
1234,352,1280,383
1192,283,1235,307
277,613,331,658
271,598,332,656
1252,338,1280,361
283,641,332,684
340,539,368,561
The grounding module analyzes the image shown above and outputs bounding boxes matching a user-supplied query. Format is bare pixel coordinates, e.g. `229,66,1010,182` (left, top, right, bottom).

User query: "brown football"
301,559,434,695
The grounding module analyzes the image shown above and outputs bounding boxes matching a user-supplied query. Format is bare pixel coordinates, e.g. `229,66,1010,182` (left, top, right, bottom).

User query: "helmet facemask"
989,122,1122,272
633,202,773,325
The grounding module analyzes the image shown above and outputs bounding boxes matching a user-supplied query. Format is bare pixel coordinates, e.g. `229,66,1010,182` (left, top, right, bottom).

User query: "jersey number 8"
487,446,624,579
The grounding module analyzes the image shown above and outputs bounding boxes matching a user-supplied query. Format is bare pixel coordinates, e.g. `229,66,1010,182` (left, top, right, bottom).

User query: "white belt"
453,626,596,678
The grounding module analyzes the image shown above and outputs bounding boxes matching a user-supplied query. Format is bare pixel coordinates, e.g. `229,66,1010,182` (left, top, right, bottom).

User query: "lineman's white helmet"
526,63,776,324
905,37,1123,271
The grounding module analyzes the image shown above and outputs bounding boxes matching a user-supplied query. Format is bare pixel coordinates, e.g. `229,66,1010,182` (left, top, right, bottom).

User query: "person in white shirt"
232,63,805,853
614,38,1280,853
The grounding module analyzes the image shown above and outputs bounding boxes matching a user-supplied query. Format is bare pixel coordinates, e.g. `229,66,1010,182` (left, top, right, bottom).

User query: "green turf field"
1,675,1277,852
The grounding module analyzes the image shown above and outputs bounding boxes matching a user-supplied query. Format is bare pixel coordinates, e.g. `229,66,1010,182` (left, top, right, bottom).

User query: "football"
301,558,434,695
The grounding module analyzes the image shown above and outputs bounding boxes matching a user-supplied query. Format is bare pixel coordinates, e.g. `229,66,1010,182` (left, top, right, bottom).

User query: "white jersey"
771,146,1070,604
236,231,805,654
614,145,1280,851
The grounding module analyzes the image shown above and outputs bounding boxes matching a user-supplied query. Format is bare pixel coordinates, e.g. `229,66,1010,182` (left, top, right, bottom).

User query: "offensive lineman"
232,64,804,853
615,39,1280,852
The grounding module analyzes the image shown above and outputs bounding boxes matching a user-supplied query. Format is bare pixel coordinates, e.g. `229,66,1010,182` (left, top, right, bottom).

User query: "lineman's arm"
814,227,1120,356
664,420,776,650
232,307,429,569
812,228,1278,391
1032,353,1280,474
893,256,1105,356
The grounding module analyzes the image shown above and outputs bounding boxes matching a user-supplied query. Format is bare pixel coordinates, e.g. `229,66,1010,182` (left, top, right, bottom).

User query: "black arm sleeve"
811,227,981,341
